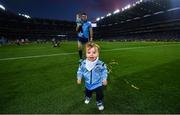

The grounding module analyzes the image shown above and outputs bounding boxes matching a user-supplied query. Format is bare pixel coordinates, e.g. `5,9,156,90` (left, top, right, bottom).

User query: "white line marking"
0,44,179,61
102,44,172,51
0,52,76,61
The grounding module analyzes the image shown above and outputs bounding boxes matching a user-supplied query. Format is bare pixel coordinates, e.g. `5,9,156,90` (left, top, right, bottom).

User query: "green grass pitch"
0,41,180,114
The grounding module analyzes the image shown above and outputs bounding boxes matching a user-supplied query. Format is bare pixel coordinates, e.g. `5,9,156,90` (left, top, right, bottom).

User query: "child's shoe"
96,101,104,111
84,97,91,104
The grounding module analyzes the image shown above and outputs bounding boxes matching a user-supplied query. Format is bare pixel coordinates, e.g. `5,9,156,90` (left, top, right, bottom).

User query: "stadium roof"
96,0,180,25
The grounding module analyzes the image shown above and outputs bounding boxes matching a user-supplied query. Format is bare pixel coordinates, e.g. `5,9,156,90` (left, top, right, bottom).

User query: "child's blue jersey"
77,60,108,90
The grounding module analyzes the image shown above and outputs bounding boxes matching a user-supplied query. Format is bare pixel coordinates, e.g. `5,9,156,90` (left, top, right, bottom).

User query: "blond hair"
86,42,100,52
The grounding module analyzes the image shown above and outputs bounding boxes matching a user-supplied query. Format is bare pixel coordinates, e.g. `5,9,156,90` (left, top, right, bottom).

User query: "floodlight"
100,16,104,19
113,9,120,14
96,17,100,21
106,13,112,17
18,13,31,19
0,4,5,11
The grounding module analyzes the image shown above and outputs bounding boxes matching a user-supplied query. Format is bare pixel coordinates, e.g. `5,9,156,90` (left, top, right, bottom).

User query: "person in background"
76,13,93,63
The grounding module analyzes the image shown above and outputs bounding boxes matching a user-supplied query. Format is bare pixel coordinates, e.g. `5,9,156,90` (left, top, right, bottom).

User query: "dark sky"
0,0,137,21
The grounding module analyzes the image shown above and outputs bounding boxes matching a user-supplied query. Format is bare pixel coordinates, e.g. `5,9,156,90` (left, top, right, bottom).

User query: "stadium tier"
0,8,76,41
95,0,180,41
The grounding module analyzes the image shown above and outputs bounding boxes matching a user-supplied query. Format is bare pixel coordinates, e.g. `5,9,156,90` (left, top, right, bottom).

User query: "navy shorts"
78,37,89,44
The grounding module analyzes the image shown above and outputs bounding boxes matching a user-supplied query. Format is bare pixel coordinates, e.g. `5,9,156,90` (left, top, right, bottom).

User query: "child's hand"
77,80,81,84
103,80,107,86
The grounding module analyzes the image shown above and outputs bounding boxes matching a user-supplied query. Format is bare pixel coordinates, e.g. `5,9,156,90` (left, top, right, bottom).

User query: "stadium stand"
0,6,76,43
95,0,180,41
1,0,180,42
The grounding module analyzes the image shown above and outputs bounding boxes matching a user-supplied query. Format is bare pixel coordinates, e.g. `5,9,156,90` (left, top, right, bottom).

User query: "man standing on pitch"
76,13,93,63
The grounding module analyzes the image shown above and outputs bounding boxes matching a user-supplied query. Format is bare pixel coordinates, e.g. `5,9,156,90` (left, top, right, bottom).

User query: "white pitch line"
0,44,179,61
0,52,76,61
102,44,174,51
